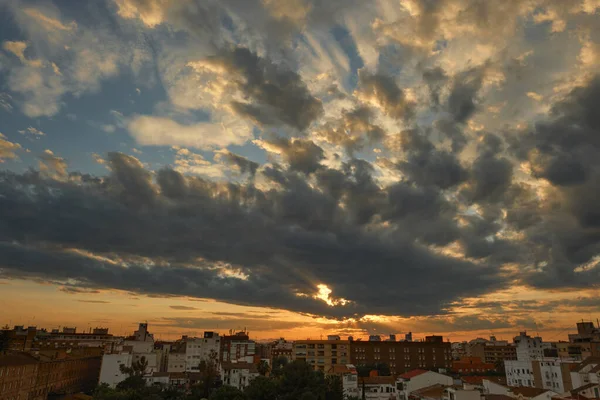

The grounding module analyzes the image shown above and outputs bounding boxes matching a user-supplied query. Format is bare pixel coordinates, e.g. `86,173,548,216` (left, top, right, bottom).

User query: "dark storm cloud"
77,300,110,304
264,137,325,174
394,129,468,189
158,317,312,332
356,71,415,120
0,151,508,318
212,47,323,131
217,151,259,176
423,66,448,106
507,75,600,289
447,66,485,123
467,155,513,203
59,287,101,294
316,106,386,155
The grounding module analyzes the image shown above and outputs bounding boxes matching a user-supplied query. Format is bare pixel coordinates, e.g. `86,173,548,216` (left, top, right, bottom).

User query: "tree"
120,356,149,377
244,376,279,400
209,385,247,400
196,350,221,398
325,374,344,400
116,375,146,392
277,360,326,400
271,356,288,376
356,363,390,377
257,360,270,376
0,329,9,354
494,360,505,374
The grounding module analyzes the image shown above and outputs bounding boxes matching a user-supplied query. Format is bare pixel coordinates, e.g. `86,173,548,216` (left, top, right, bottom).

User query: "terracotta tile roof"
571,383,600,394
482,377,508,386
328,364,357,374
400,369,429,379
486,395,514,400
574,357,600,372
360,376,396,385
461,376,486,385
0,352,40,366
221,362,258,373
411,384,448,399
509,386,552,398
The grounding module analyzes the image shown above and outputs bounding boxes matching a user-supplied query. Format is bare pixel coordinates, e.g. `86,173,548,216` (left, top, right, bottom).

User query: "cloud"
0,93,13,113
2,41,43,67
316,106,386,155
1,3,139,117
0,135,22,163
172,148,226,179
169,305,198,310
0,153,508,319
77,300,110,304
189,47,323,131
215,150,260,177
355,71,415,120
127,115,253,149
257,137,325,174
3,0,600,328
59,287,101,294
158,316,312,332
39,150,68,179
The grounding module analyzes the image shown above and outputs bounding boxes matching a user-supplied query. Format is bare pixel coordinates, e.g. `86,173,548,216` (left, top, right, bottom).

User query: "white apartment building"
570,357,600,389
220,362,259,390
535,358,571,393
505,360,535,387
358,376,397,400
514,332,547,361
185,332,220,372
397,369,454,400
167,352,186,372
227,340,256,363
99,353,133,388
443,386,481,400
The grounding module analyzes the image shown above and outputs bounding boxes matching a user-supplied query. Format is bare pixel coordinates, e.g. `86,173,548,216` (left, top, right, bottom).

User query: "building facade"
99,353,133,388
452,357,496,374
351,336,452,376
505,360,535,388
167,352,186,373
220,362,259,390
293,339,350,373
185,332,220,372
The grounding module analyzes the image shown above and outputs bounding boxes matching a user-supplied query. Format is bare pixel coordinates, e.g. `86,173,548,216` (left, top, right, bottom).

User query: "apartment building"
185,332,220,371
484,345,517,364
0,350,102,399
293,339,350,373
514,332,548,362
531,358,576,393
220,331,255,363
452,357,496,374
351,336,452,376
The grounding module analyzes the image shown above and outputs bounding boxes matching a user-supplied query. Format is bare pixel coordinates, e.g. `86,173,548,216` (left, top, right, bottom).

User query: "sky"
0,0,600,343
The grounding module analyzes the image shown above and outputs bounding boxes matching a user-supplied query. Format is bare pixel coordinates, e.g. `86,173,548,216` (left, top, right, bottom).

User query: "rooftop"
0,352,39,367
399,369,430,379
410,384,448,399
486,395,514,400
509,387,553,398
221,362,258,372
359,376,396,385
571,383,600,394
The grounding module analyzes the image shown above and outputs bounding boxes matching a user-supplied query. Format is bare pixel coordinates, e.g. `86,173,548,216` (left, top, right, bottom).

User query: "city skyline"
1,0,600,341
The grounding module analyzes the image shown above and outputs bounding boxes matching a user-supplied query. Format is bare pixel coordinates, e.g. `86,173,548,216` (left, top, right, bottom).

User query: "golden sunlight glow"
313,284,350,307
